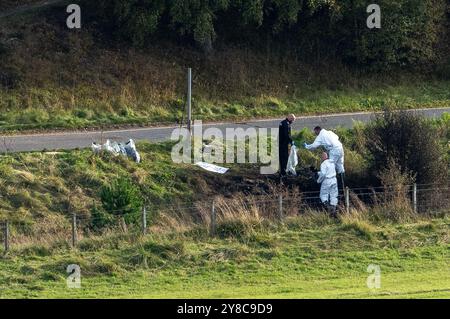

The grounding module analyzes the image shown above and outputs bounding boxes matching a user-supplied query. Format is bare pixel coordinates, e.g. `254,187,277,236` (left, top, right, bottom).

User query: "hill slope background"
0,1,449,131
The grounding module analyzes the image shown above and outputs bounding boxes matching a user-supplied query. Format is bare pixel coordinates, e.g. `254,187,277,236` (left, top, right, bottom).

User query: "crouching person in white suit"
317,152,339,218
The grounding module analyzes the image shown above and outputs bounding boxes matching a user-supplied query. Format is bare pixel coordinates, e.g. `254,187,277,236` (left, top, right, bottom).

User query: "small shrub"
100,177,143,230
90,204,114,232
365,108,447,185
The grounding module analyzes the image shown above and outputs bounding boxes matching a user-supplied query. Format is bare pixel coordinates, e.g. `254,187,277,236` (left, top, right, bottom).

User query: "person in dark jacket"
278,114,296,176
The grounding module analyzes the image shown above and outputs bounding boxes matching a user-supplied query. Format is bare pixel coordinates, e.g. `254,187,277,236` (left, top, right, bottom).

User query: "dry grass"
5,175,440,249
4,186,447,250
9,214,71,247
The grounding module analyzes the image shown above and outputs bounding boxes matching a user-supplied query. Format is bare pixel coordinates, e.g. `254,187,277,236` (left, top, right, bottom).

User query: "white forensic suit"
305,129,345,174
317,159,338,206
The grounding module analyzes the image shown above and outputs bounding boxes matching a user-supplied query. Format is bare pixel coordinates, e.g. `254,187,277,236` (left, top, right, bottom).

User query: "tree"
81,0,449,67
100,177,143,231
334,0,448,68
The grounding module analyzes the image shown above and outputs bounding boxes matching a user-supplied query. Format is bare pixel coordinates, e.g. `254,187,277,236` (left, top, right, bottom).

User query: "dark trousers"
279,144,289,176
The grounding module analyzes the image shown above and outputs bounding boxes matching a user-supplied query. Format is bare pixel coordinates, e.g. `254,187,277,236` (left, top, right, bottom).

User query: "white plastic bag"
91,139,141,163
286,145,298,176
91,142,102,154
124,139,141,163
103,140,120,155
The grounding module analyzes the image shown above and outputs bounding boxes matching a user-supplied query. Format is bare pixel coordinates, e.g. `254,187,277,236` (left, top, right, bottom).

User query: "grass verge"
0,216,448,298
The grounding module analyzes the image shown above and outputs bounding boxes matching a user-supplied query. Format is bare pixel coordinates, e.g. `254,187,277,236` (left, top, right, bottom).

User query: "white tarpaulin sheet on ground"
286,145,298,175
195,162,229,174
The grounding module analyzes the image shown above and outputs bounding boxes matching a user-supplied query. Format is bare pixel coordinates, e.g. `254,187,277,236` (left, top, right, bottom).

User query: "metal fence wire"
0,183,449,252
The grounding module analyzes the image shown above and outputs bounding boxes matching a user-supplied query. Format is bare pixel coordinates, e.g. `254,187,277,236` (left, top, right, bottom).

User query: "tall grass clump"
371,161,417,223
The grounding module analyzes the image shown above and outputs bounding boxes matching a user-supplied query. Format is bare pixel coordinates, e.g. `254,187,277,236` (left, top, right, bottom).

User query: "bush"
90,203,114,231
365,109,448,185
100,177,143,229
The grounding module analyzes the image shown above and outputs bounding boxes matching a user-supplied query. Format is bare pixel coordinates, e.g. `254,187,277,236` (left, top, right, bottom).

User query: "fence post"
3,221,9,253
412,183,417,213
278,194,283,220
210,200,216,237
71,213,77,248
345,187,350,214
142,205,147,235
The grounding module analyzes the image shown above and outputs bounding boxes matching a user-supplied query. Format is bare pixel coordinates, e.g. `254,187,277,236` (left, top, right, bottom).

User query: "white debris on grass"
92,139,141,163
195,162,229,174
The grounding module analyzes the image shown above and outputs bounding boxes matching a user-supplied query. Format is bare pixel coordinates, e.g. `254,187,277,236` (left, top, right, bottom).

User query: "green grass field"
1,216,449,298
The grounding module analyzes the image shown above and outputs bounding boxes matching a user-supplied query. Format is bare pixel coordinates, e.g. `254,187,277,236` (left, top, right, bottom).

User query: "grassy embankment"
0,113,448,229
0,112,448,299
0,4,449,132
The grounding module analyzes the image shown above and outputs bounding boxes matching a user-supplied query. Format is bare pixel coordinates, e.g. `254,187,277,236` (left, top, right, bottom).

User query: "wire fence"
0,182,449,252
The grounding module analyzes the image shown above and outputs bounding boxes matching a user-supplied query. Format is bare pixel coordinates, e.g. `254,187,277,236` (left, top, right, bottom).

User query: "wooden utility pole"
187,68,192,132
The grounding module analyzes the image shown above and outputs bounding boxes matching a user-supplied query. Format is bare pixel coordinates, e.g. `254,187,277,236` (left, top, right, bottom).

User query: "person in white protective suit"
317,152,339,217
303,126,345,188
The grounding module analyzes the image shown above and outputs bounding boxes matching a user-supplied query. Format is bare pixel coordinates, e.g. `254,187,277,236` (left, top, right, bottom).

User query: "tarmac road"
0,107,449,153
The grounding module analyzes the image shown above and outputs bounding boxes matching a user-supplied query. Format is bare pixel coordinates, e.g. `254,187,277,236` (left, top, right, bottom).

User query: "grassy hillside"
1,215,449,298
0,4,449,132
1,113,449,227
0,141,278,223
0,113,448,299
